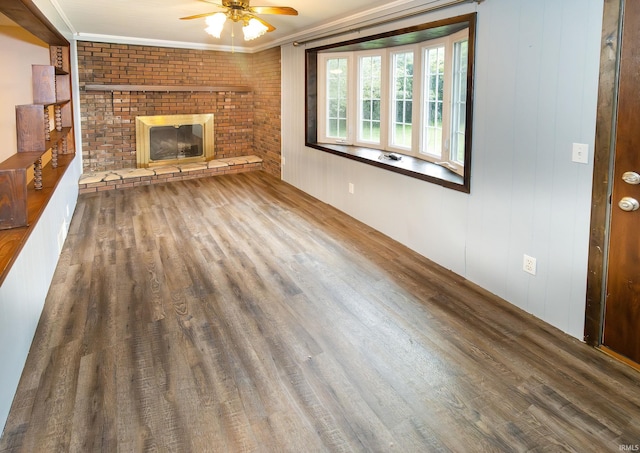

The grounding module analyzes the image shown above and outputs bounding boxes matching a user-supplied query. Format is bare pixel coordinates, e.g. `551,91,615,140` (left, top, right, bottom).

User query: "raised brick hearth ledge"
79,155,263,194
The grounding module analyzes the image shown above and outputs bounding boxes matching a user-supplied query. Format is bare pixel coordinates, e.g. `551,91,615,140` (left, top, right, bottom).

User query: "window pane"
451,40,468,164
329,99,338,117
422,45,445,157
358,55,382,144
363,100,371,120
339,119,348,137
326,58,348,140
391,51,413,149
428,102,435,127
395,100,404,123
405,101,413,123
329,119,338,137
372,100,380,120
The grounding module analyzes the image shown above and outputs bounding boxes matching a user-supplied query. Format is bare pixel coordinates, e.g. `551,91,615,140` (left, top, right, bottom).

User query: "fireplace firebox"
135,113,214,168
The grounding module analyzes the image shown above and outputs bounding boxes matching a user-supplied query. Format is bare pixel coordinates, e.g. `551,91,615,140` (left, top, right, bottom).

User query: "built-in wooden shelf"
1,56,75,233
0,154,75,285
84,84,252,93
0,151,45,171
46,127,72,150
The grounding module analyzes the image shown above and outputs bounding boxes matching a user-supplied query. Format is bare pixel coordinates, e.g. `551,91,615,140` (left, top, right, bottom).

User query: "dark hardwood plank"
0,0,68,46
1,171,640,452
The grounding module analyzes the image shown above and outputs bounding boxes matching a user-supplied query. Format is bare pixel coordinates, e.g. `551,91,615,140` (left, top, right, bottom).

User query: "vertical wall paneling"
525,3,562,321
502,1,543,314
465,0,520,300
542,1,590,330
0,159,80,432
282,0,604,339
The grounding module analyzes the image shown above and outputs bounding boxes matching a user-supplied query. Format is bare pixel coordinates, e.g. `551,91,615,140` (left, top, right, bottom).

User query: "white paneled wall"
0,156,80,432
282,0,603,339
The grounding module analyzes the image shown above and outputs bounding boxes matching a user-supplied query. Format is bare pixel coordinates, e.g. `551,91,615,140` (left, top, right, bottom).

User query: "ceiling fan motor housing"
222,0,251,9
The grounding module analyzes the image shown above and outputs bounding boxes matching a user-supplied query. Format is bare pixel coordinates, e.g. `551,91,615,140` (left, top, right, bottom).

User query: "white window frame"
418,28,468,175
317,53,354,144
420,39,450,160
449,32,469,170
387,46,417,153
355,51,387,148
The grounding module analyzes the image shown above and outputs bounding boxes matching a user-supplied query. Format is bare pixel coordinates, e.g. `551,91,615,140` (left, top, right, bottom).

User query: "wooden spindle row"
43,107,51,141
54,105,62,132
34,158,43,190
35,48,70,189
54,47,64,70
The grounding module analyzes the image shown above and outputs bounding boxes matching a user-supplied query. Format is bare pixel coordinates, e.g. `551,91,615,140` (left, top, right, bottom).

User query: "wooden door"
602,0,640,364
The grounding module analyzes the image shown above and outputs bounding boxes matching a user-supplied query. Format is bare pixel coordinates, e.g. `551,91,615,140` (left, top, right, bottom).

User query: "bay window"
306,13,475,193
317,29,469,175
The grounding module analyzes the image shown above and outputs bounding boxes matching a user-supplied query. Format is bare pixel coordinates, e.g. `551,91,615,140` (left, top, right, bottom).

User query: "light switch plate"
572,143,588,164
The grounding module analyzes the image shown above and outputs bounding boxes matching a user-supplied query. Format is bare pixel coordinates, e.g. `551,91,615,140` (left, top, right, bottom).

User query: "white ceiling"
41,0,434,52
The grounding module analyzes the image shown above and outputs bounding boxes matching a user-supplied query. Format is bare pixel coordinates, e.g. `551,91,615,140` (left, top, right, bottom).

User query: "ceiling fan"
180,0,298,41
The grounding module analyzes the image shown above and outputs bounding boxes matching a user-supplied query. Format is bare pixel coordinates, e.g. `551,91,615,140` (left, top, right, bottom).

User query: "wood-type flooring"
1,171,639,452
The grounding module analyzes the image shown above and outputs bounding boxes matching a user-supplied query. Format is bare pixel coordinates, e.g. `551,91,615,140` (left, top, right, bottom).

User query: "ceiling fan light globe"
205,12,227,38
243,18,268,41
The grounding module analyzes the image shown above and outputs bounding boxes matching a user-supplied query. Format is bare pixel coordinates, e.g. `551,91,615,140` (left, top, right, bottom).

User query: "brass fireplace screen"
135,113,214,168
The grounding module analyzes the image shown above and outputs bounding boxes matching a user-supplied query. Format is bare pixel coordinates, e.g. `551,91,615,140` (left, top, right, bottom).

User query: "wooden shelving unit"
0,55,74,230
0,36,76,284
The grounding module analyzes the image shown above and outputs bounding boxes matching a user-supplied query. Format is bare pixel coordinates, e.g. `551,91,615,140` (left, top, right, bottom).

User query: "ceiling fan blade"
198,0,224,5
180,11,220,20
249,15,276,32
200,0,226,8
249,6,298,16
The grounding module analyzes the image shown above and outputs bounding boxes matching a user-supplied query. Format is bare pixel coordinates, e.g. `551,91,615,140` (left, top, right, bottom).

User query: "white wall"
282,0,603,339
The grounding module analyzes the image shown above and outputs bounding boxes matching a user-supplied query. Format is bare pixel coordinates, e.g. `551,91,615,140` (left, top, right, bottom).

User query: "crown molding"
73,32,254,53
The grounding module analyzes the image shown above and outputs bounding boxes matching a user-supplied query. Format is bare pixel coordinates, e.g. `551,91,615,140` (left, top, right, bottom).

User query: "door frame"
584,0,623,346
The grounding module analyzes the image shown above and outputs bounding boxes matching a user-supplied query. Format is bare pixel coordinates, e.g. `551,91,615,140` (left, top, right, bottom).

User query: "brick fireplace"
77,42,282,177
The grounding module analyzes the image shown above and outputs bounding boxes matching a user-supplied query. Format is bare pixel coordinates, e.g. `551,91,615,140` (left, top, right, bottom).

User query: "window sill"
306,142,468,192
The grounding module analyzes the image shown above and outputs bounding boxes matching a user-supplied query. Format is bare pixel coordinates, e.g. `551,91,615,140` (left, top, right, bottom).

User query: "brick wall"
252,47,282,177
77,42,281,177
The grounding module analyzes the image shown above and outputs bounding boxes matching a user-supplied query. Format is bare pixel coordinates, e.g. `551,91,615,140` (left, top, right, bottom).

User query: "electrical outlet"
523,254,537,275
348,182,354,194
